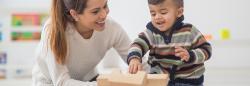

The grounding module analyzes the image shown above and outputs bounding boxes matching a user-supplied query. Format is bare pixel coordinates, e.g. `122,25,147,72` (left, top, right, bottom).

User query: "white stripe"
196,49,206,62
144,30,153,45
129,47,142,55
172,31,191,37
192,33,202,44
192,50,199,64
157,43,192,48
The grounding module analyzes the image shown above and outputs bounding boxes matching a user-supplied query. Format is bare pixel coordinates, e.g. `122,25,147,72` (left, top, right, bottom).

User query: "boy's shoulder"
178,23,200,33
182,23,193,28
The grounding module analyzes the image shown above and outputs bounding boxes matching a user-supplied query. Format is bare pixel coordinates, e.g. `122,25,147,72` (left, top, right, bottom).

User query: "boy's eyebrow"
160,8,168,11
150,10,155,13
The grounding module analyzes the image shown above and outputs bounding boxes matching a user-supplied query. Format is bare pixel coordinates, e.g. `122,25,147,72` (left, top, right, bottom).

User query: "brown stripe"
176,64,204,74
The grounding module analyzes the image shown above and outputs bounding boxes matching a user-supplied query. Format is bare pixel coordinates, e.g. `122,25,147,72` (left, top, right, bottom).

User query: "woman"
32,0,131,85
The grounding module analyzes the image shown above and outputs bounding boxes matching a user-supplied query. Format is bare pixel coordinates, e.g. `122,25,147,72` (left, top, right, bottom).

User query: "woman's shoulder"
40,18,52,39
104,17,125,33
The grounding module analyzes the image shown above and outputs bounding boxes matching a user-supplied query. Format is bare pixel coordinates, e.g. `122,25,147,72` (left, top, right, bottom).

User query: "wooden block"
111,69,122,75
146,74,169,86
109,71,146,86
97,74,110,86
97,69,169,86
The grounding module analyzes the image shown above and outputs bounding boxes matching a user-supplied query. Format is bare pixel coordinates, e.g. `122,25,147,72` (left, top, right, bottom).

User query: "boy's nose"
154,14,162,20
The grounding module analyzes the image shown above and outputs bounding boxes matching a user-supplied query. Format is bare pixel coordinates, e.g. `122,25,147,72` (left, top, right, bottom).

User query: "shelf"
0,78,31,86
11,27,42,32
209,39,250,45
0,0,51,13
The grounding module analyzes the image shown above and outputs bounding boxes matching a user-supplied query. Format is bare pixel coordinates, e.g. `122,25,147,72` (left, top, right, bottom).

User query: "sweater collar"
146,15,184,43
146,15,184,34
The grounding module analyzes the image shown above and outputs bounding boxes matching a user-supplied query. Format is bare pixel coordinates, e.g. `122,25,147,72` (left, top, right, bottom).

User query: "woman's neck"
75,24,94,39
79,29,94,39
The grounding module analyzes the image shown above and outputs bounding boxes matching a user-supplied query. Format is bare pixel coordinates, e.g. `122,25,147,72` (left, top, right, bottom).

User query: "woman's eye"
104,4,108,8
92,10,99,14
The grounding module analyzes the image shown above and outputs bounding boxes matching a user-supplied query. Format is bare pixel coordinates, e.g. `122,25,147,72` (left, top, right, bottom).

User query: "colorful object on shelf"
219,28,231,40
11,32,41,41
0,52,7,65
0,32,2,41
11,13,48,27
40,14,49,26
0,69,6,79
204,34,213,41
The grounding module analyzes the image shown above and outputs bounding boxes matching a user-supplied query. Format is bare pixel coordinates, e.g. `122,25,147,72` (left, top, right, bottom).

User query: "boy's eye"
161,11,168,14
151,13,156,16
161,12,167,15
150,12,156,16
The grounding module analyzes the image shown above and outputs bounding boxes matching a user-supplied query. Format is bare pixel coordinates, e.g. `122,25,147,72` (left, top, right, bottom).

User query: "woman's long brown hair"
49,0,87,64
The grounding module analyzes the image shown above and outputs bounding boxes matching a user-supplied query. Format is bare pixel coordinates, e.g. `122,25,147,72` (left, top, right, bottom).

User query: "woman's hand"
128,57,142,74
175,46,190,62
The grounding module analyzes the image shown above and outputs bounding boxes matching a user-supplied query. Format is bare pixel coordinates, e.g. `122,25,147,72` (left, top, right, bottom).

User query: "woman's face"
76,0,109,31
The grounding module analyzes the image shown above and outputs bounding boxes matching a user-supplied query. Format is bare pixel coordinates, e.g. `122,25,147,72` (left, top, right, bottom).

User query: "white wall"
1,0,250,85
0,0,51,78
108,0,250,40
103,0,250,69
1,0,250,76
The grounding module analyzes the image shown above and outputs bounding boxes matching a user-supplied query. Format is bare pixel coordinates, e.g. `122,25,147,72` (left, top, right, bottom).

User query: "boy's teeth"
157,22,163,25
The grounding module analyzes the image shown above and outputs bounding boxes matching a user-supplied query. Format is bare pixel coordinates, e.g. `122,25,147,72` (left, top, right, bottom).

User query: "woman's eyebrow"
90,1,108,11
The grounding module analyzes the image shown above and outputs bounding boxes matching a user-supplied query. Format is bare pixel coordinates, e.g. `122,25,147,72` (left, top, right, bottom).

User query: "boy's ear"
177,7,184,17
69,9,80,21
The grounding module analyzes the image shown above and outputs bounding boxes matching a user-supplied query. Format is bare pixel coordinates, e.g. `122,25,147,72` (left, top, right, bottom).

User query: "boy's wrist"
128,56,142,64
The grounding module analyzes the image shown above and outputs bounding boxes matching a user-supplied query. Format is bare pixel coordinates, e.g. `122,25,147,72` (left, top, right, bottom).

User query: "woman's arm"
32,21,97,86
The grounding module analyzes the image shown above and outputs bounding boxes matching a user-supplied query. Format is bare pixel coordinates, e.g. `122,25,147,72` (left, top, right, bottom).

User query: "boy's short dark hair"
148,0,183,8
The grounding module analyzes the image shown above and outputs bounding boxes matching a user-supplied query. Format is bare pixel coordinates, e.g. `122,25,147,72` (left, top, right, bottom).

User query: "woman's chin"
94,26,105,31
95,23,105,31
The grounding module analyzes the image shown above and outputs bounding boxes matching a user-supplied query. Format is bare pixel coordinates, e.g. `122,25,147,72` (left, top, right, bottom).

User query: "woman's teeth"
97,21,105,24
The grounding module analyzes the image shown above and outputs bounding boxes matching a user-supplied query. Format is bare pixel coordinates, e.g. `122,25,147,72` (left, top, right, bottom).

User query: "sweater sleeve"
127,31,151,64
32,20,97,86
110,19,131,62
33,51,97,86
187,26,212,64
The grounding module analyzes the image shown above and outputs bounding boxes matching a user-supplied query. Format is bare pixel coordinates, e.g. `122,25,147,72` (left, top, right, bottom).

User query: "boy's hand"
175,46,190,62
128,57,142,74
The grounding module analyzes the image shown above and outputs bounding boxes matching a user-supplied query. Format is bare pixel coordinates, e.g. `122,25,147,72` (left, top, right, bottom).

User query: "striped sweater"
127,16,212,85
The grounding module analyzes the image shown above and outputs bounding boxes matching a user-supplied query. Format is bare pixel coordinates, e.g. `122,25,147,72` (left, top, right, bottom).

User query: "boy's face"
149,0,183,32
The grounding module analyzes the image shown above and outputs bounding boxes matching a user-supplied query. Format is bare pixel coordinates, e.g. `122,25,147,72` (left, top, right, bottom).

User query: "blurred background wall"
0,0,250,86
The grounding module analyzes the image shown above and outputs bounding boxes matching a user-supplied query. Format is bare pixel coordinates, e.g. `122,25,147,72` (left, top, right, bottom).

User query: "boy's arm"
187,27,212,64
127,32,151,64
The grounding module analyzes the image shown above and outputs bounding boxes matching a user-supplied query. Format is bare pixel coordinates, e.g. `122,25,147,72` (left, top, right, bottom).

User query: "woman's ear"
177,7,184,17
69,9,79,21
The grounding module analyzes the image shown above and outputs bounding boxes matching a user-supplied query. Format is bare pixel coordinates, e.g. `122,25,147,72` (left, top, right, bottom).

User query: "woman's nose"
100,9,109,19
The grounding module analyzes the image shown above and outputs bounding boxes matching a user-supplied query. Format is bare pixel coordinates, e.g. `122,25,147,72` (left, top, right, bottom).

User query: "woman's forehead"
85,0,108,10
